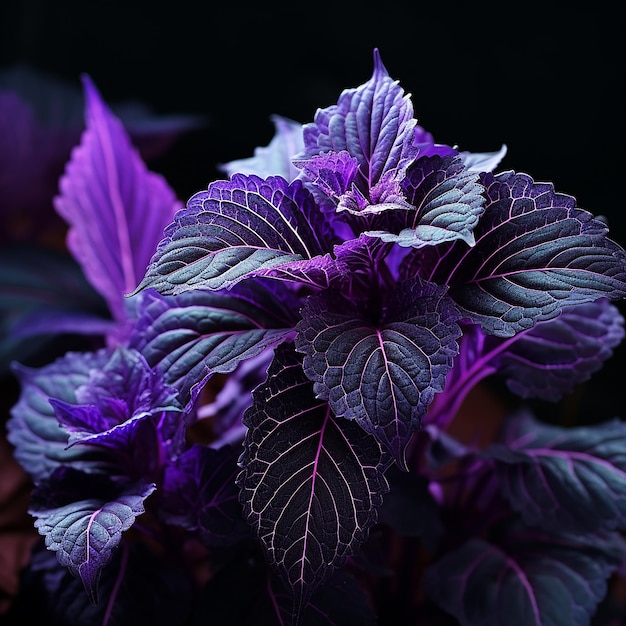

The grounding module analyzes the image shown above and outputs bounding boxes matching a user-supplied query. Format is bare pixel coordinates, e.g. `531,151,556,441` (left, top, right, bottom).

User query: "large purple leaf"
237,344,389,620
409,171,626,337
134,174,334,295
295,279,461,468
299,49,418,211
365,155,485,248
53,75,180,325
483,411,626,533
491,299,625,401
30,468,156,603
129,282,299,407
425,531,626,626
6,349,114,482
160,443,249,546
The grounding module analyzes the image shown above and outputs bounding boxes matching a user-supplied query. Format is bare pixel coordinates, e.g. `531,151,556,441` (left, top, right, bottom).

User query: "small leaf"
53,75,180,325
492,299,625,401
425,531,626,626
365,155,485,248
160,443,249,546
299,49,417,207
134,174,332,295
411,171,626,337
237,344,389,619
30,468,156,603
7,350,114,482
295,278,461,468
484,411,626,533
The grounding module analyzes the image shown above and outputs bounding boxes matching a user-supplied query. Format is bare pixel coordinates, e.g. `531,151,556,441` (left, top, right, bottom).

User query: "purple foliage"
5,49,626,626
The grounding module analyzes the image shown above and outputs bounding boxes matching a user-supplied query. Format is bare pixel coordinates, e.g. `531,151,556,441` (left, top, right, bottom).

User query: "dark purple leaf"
299,49,419,214
130,283,298,407
7,350,114,482
491,299,625,401
160,443,249,546
17,539,193,625
410,171,626,337
425,531,626,626
237,344,389,619
135,174,334,295
295,279,461,468
29,469,156,603
49,347,181,449
484,411,626,533
365,155,485,248
53,75,180,325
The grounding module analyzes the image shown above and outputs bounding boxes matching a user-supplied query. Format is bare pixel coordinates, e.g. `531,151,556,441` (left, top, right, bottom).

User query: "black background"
1,0,625,422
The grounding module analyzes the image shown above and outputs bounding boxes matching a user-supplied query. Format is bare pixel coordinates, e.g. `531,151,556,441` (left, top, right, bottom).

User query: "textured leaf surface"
53,76,180,324
365,155,485,248
30,469,155,603
425,533,625,626
295,279,461,467
160,443,249,545
7,350,113,482
484,412,626,532
130,282,298,406
237,344,389,617
299,49,417,212
492,299,625,400
135,174,333,294
411,171,626,337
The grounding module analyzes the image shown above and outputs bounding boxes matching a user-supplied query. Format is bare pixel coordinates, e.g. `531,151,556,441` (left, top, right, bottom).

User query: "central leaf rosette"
132,49,626,620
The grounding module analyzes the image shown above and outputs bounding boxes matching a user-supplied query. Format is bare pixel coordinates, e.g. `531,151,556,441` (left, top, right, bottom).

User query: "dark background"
1,0,625,422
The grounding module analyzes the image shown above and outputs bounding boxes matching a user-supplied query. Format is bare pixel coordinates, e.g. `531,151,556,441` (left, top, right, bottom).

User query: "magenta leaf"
484,411,626,533
425,531,626,626
54,75,180,325
295,279,461,468
237,344,389,620
134,174,334,295
410,171,626,337
30,468,156,604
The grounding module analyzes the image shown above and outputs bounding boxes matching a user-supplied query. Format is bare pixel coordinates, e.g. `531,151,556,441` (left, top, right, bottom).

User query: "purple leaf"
299,49,418,212
425,531,626,626
237,344,389,619
30,468,156,603
49,347,181,452
220,114,304,182
484,411,626,533
134,174,334,295
160,443,249,546
293,150,360,199
411,170,626,337
7,349,114,482
295,279,461,468
365,155,485,248
53,75,180,325
130,282,299,407
491,299,625,401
